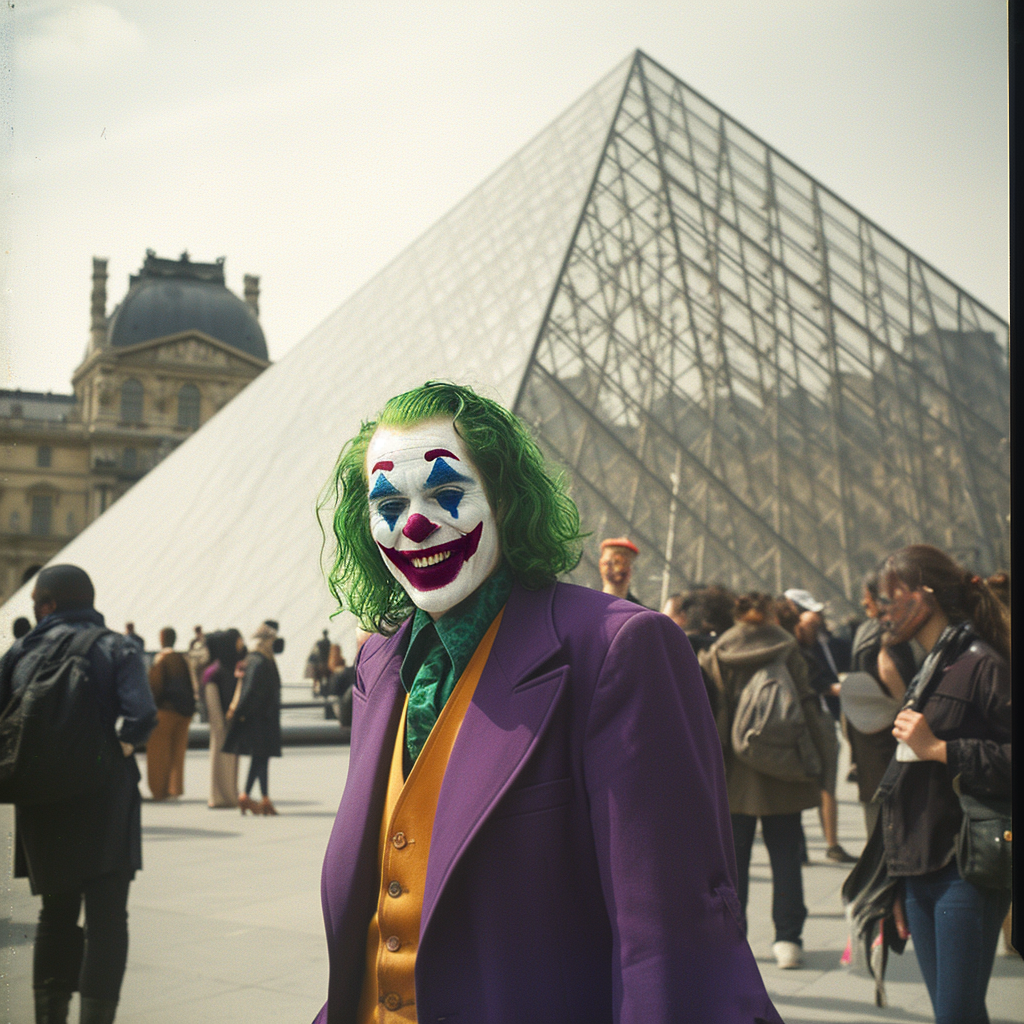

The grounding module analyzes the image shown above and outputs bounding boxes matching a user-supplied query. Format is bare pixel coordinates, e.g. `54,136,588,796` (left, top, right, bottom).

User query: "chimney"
90,257,108,352
243,274,260,318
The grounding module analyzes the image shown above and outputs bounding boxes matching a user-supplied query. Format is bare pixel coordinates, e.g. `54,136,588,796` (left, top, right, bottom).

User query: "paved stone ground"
2,735,1021,1022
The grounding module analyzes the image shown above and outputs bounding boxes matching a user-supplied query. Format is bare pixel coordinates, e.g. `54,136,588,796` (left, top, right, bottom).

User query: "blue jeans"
903,862,1010,1024
731,812,806,944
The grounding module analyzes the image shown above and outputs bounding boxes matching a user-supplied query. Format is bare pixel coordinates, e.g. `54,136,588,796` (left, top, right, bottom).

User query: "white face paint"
366,420,500,618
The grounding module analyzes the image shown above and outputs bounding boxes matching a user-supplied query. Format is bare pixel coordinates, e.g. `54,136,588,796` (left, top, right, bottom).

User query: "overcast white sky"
0,1,1008,394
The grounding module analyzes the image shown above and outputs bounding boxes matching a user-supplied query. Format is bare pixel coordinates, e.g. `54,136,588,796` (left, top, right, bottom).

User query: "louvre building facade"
0,51,1007,672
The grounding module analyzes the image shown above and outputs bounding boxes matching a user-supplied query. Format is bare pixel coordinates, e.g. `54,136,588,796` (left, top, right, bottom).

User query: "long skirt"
205,684,239,808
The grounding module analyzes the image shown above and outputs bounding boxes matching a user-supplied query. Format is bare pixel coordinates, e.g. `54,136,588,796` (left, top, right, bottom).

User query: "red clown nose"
403,513,440,543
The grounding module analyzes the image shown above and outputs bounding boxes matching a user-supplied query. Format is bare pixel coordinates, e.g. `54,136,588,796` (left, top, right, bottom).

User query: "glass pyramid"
0,51,1006,669
516,53,1009,615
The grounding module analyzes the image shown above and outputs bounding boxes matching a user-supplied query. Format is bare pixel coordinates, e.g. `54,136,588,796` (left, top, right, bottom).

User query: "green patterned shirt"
400,562,513,770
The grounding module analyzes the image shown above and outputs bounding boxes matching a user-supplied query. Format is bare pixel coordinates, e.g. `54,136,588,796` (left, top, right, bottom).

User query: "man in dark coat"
0,565,157,1024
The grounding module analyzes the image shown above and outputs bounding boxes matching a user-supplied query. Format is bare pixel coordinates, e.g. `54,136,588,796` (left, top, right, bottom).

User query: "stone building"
0,251,269,602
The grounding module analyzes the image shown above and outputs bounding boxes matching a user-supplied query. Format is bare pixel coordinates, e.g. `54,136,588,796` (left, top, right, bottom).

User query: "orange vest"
356,609,504,1023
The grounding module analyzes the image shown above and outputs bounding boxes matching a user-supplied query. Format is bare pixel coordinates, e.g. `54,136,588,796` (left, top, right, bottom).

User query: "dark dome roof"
107,253,268,361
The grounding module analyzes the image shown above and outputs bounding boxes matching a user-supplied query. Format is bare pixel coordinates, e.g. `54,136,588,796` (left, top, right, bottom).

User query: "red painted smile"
379,522,484,591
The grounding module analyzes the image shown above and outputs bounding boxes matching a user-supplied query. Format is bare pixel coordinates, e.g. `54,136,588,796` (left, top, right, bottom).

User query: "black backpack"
0,627,122,806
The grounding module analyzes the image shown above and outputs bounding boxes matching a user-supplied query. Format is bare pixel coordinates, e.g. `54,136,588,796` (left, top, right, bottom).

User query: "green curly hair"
318,381,584,633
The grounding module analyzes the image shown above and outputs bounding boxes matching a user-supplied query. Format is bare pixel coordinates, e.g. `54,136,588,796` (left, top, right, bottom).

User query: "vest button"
383,993,402,1011
392,832,407,849
386,935,401,952
388,880,403,898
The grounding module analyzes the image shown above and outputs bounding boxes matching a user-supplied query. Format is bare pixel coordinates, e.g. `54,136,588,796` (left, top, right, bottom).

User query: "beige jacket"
700,622,832,816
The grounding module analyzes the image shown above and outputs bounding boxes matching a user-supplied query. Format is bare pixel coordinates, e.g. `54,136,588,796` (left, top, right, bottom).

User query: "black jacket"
223,651,282,759
882,635,1011,877
0,609,157,894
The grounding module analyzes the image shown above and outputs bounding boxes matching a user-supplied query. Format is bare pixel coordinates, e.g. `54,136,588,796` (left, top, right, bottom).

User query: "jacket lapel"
420,582,567,935
322,622,408,987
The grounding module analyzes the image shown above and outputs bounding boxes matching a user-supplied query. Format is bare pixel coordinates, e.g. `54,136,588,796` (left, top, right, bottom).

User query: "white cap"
784,588,824,614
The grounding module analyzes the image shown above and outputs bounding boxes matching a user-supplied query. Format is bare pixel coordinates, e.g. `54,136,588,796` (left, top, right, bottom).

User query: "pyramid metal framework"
0,51,1007,670
516,52,1009,614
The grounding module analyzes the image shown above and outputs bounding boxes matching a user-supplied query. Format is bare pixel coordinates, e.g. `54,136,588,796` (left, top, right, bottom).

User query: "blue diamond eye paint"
434,488,464,519
369,474,399,499
424,458,470,489
370,475,403,530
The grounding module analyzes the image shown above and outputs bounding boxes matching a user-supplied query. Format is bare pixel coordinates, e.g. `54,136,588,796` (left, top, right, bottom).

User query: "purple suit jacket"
316,582,781,1024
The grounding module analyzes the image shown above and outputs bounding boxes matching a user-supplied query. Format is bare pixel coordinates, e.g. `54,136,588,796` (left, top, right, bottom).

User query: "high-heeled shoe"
239,794,258,815
258,797,278,816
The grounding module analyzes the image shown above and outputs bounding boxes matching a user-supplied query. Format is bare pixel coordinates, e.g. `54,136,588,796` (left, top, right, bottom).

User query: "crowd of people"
142,620,288,815
0,382,1012,1024
596,532,1012,1021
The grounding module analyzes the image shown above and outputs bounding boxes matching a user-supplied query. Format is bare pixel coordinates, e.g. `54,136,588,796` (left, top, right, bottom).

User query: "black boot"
33,988,71,1024
79,996,117,1024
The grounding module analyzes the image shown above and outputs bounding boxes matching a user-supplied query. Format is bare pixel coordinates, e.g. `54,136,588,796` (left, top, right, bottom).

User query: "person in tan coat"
146,627,197,800
700,592,834,970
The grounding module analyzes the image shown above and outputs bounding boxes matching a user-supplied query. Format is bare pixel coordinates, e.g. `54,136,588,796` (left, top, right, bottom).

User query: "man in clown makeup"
315,382,781,1024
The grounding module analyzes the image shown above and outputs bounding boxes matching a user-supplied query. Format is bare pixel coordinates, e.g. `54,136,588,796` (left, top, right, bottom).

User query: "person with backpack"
0,564,157,1024
699,591,835,970
145,627,197,800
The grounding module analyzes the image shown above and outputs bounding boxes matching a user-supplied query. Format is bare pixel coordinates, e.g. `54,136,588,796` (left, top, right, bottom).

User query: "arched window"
120,379,144,423
177,383,201,429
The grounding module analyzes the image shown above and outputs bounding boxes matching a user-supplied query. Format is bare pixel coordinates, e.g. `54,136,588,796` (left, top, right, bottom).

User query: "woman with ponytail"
875,544,1011,1024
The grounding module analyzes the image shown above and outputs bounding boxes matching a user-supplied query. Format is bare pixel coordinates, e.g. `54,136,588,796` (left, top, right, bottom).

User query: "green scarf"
400,562,513,769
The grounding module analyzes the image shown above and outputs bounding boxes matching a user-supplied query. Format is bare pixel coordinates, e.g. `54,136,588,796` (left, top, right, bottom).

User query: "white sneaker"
772,940,803,969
